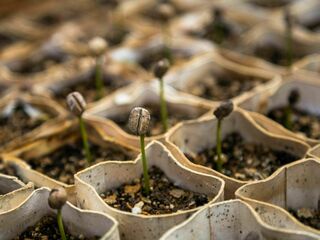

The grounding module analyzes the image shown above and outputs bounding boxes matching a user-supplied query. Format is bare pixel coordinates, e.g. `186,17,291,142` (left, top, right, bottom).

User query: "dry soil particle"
267,106,320,139
184,132,298,181
28,140,136,184
110,104,206,136
289,208,320,230
13,215,99,240
100,166,209,215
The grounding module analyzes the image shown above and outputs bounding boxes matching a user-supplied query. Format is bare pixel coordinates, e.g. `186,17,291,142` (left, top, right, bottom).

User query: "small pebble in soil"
0,105,50,146
111,104,206,136
12,215,99,240
289,208,320,230
268,107,320,139
28,140,136,184
184,132,298,181
100,166,209,215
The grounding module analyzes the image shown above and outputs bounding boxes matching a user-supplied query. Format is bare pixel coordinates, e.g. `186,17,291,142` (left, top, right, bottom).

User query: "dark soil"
110,104,206,136
289,208,320,230
0,106,49,146
249,0,290,8
0,159,18,177
267,106,320,139
28,140,136,184
13,215,99,240
184,132,298,181
100,166,209,215
184,74,263,101
299,20,320,33
54,73,131,105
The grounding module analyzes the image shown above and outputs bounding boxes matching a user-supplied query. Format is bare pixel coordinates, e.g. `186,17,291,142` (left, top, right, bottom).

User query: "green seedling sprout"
284,89,300,130
284,8,293,67
48,187,68,240
158,2,175,63
213,101,234,172
153,59,170,133
128,107,151,195
205,7,228,45
89,37,108,100
66,92,92,166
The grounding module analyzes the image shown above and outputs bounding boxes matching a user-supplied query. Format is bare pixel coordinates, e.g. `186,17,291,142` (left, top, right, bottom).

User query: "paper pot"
86,80,212,149
232,19,320,74
75,141,224,240
293,54,320,75
236,158,320,237
0,92,68,152
0,187,120,240
165,107,309,199
1,118,139,204
165,51,280,106
239,74,320,146
160,199,318,240
307,144,320,159
32,56,147,106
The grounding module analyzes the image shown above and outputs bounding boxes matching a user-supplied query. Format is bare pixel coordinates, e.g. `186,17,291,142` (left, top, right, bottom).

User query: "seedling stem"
140,134,150,194
79,116,92,166
216,119,223,172
57,209,67,240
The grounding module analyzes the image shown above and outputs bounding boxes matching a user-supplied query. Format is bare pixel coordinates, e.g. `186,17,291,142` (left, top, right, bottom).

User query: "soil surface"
110,104,206,136
0,159,18,177
289,208,320,230
0,106,50,146
28,140,136,184
184,132,298,181
100,166,209,215
184,74,263,101
13,215,99,240
267,106,320,139
54,73,131,105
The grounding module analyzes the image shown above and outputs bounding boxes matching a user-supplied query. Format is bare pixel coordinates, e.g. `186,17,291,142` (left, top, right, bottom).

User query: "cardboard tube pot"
236,158,320,237
232,20,320,74
165,51,280,106
75,141,224,240
0,187,120,240
293,54,320,75
0,92,68,152
33,57,147,106
239,74,320,146
160,199,318,240
86,81,212,149
1,118,138,204
165,107,309,199
307,144,320,159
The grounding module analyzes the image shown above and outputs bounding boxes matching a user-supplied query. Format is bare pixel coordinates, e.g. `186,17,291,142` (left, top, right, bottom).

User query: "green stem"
57,209,67,240
284,106,292,130
215,119,223,172
140,134,150,195
95,56,104,100
213,23,224,45
159,78,168,133
79,116,92,166
286,25,293,67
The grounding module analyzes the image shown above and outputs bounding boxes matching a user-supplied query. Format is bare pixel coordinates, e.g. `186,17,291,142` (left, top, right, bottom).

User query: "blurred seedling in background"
153,59,170,133
48,187,68,240
284,89,300,130
66,92,92,166
128,107,151,195
89,37,108,100
284,8,293,67
213,101,234,172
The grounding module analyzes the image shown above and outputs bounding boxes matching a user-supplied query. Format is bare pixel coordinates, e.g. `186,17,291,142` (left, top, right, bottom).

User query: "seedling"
66,92,92,166
128,107,151,194
158,2,174,63
284,89,300,130
89,37,108,100
48,187,68,240
284,8,293,67
213,101,234,172
207,7,228,45
153,59,170,132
